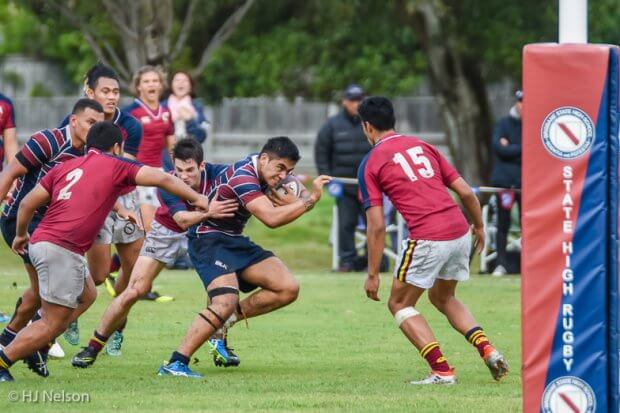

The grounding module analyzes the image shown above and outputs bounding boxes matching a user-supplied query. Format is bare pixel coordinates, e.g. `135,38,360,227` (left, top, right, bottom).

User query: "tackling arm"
134,166,209,211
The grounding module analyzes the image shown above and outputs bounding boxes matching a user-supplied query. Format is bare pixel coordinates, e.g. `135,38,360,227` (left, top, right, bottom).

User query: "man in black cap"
489,90,522,276
315,84,373,272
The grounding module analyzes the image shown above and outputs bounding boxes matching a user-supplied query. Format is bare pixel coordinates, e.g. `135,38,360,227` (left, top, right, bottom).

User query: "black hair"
72,98,104,115
358,96,396,132
173,138,204,165
86,121,122,151
84,63,120,91
260,136,300,162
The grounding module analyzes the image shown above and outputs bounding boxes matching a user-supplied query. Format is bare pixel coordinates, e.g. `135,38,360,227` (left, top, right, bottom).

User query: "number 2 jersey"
30,149,142,255
357,133,469,240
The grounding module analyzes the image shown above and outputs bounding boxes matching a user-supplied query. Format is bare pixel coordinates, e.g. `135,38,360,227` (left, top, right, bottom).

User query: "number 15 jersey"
357,133,469,240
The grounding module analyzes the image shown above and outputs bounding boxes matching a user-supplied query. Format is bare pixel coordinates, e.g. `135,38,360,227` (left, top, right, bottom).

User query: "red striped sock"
420,341,450,372
88,331,109,353
465,326,491,357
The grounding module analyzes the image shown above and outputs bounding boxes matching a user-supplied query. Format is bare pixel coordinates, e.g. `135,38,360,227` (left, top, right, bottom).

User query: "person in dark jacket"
489,90,522,276
315,84,372,271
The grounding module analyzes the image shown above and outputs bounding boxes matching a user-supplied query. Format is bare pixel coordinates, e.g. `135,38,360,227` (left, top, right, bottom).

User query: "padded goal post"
522,43,620,413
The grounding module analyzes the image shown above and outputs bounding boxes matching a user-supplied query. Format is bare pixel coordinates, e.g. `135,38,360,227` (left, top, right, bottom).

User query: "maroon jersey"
31,149,142,255
357,133,469,240
123,99,173,167
0,93,16,170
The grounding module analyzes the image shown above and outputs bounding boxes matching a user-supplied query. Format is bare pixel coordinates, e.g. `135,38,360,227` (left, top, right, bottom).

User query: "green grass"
0,195,522,412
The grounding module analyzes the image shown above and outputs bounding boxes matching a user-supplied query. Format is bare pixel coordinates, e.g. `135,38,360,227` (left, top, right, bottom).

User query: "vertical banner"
608,46,620,413
522,44,619,413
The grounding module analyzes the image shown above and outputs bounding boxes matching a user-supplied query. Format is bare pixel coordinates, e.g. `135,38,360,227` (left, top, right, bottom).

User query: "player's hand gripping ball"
266,175,303,206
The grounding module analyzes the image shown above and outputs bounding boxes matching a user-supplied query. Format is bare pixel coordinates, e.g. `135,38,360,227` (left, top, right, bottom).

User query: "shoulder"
0,93,14,106
121,101,141,114
118,110,142,129
103,153,142,167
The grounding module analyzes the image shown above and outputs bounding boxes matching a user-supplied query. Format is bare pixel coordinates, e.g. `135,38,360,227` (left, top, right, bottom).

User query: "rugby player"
357,96,508,384
158,137,330,378
59,64,145,350
72,139,237,366
0,99,105,377
0,121,211,382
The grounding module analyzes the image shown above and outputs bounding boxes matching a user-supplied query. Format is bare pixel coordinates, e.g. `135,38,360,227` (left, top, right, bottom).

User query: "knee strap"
198,306,226,330
394,306,419,327
208,286,239,300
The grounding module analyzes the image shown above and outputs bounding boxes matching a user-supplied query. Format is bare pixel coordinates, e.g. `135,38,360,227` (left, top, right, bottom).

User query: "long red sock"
420,341,451,373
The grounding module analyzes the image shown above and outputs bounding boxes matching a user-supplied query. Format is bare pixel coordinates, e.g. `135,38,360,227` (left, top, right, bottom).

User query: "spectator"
490,90,522,276
315,84,372,272
162,71,209,143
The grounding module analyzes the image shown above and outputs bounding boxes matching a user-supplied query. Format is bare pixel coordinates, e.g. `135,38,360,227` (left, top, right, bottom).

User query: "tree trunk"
405,0,492,184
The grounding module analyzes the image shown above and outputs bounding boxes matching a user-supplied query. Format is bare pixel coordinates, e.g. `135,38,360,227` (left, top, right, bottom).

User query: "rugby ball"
275,175,302,197
266,175,303,200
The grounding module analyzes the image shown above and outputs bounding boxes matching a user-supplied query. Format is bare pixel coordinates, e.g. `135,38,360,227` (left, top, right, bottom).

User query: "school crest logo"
541,106,594,159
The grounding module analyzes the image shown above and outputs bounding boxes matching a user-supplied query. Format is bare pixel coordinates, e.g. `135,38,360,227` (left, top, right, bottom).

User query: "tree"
23,0,255,87
399,0,556,183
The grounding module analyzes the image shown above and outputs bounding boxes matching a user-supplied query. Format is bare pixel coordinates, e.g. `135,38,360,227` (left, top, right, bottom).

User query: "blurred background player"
71,139,236,367
59,64,145,349
0,90,17,324
124,65,176,234
357,96,508,385
314,84,373,272
0,121,211,382
158,137,330,378
0,99,104,377
489,90,522,276
0,91,17,171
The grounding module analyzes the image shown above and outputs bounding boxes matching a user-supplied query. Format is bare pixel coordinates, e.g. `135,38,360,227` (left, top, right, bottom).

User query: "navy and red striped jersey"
154,163,228,233
0,93,16,170
123,99,174,167
3,126,84,219
190,154,266,237
31,149,141,255
60,107,142,157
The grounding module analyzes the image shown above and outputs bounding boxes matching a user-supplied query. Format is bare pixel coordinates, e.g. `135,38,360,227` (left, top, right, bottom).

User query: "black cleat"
0,369,14,382
24,348,49,377
72,346,98,368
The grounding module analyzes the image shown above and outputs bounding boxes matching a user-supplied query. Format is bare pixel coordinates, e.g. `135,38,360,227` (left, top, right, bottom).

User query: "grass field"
0,198,522,412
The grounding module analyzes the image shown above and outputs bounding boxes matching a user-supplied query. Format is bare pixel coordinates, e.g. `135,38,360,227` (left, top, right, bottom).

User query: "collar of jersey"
134,98,163,119
375,132,402,147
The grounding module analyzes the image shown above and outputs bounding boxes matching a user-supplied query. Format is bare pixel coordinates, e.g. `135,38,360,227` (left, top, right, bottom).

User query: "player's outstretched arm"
246,175,330,228
172,199,238,230
449,177,485,254
3,127,17,166
134,166,210,211
13,184,50,255
0,159,28,202
364,205,385,301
